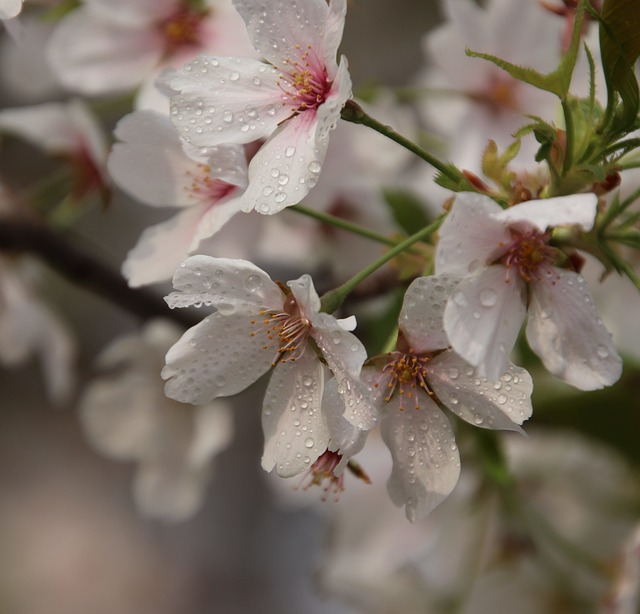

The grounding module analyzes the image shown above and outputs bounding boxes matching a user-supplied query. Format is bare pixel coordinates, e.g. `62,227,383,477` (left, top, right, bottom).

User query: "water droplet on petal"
304,437,314,448
308,161,322,174
597,344,610,358
216,303,235,315
244,275,262,291
479,288,498,307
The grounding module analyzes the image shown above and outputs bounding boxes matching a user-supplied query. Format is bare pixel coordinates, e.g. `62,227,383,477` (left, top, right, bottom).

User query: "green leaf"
383,188,431,235
465,0,587,98
598,0,640,132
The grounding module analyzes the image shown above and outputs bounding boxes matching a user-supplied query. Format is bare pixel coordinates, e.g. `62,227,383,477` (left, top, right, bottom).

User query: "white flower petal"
162,311,276,403
323,0,347,75
0,102,80,154
287,273,321,317
322,377,369,466
237,111,327,214
166,56,289,146
527,268,622,390
400,274,461,353
122,206,208,287
182,142,248,190
315,57,352,143
497,193,598,232
80,364,159,460
261,351,328,477
429,350,532,430
189,198,244,249
165,255,282,312
133,459,208,522
188,401,234,467
86,0,176,24
444,265,527,380
48,8,163,95
232,0,329,67
312,313,374,429
381,395,460,522
435,192,510,275
109,110,211,207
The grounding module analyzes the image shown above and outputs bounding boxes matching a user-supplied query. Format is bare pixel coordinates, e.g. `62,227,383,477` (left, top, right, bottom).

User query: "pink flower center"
297,452,371,500
250,294,312,365
186,164,237,203
375,349,434,411
278,45,331,112
470,73,520,115
500,230,556,282
160,6,209,54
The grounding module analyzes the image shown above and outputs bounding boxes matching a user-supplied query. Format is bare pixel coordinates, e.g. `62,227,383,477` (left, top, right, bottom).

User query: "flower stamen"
374,349,433,410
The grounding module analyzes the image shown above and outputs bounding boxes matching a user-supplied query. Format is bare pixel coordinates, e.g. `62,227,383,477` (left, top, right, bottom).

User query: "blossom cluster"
1,0,640,610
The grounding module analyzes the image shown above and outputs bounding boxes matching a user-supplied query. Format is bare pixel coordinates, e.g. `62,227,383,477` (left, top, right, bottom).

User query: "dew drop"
274,192,286,203
229,71,240,81
308,160,322,174
597,344,610,358
244,274,262,291
304,437,314,448
479,288,498,307
285,146,296,157
215,375,226,387
216,303,235,315
497,393,508,405
222,111,233,123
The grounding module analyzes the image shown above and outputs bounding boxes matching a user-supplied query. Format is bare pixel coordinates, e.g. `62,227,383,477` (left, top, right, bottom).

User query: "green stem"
289,204,400,248
319,214,445,313
561,97,575,177
341,100,466,187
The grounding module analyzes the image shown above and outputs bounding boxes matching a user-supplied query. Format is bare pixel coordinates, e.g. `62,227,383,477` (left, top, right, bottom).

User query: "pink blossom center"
298,450,345,500
278,45,331,112
500,230,556,282
470,73,520,114
375,349,434,411
159,6,209,53
187,164,237,203
250,294,312,365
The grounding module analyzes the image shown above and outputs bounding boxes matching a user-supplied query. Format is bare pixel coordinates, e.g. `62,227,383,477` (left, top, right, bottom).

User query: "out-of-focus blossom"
0,16,61,102
0,0,22,20
47,0,254,96
108,109,250,286
318,431,640,613
79,319,233,521
0,99,108,199
164,0,352,215
162,255,372,478
603,524,640,614
0,183,75,404
362,275,532,521
417,0,562,173
0,259,75,404
435,191,622,389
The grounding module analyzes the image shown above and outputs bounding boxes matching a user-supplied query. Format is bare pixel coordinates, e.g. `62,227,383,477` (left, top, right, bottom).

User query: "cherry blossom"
80,320,233,521
162,255,372,478
363,275,533,521
435,191,622,389
163,0,352,214
0,99,108,199
108,109,250,286
417,0,562,173
47,0,254,96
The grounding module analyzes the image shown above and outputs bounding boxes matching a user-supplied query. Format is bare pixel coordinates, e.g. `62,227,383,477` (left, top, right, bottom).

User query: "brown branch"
0,217,201,329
